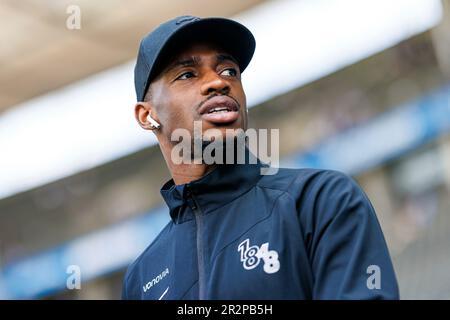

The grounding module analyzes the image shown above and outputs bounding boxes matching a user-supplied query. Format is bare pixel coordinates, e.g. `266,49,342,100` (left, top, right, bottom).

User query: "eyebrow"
216,53,239,66
166,56,200,73
164,53,239,74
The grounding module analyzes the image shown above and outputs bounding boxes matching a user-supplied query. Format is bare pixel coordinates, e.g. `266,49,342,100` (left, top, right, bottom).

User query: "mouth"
198,95,240,125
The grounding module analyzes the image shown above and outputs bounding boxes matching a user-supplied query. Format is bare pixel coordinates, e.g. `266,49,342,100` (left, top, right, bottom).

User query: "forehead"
159,41,236,73
171,41,228,59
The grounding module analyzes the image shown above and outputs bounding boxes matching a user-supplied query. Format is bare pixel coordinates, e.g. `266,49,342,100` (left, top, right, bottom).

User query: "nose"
200,70,230,96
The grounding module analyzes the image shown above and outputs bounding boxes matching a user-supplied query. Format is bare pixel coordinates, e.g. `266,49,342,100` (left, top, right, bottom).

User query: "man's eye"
177,71,195,80
220,68,237,77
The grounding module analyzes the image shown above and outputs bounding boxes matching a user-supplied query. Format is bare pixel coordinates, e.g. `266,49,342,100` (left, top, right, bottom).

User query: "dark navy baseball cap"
134,15,256,101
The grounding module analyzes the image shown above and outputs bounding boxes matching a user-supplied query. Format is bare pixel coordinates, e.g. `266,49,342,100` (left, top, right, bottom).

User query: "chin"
204,121,244,136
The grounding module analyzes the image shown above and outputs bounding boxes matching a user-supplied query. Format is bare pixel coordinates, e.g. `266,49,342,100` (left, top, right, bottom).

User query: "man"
122,15,399,300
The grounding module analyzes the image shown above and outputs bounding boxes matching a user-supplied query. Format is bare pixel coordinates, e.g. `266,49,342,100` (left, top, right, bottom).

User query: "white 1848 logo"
238,239,280,274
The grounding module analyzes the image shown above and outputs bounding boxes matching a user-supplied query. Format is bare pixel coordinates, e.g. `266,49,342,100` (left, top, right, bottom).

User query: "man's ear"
134,101,160,130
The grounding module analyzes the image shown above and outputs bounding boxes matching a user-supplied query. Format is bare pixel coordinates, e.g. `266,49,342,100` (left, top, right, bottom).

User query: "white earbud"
147,115,161,129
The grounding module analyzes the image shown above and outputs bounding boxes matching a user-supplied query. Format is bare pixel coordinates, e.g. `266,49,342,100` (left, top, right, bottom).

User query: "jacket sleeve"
297,170,400,299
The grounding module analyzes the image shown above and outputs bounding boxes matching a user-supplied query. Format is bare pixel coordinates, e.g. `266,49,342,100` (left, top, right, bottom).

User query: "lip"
198,95,240,125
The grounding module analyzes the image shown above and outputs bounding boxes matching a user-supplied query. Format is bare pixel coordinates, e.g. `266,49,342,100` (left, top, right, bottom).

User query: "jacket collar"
160,149,266,224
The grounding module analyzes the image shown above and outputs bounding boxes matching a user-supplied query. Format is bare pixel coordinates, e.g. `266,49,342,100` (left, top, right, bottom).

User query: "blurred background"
0,0,450,299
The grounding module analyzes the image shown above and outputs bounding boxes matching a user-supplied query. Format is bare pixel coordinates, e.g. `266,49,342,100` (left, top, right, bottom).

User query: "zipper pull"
185,186,197,210
185,186,192,198
190,193,197,210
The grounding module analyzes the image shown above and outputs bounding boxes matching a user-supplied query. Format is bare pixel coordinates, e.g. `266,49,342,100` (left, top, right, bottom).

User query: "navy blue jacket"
122,158,399,300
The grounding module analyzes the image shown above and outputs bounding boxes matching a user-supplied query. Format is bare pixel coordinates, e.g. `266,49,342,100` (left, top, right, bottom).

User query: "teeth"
208,107,230,113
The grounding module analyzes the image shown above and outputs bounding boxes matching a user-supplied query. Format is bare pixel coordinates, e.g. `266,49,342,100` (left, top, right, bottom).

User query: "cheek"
160,94,197,131
233,82,246,106
234,86,247,118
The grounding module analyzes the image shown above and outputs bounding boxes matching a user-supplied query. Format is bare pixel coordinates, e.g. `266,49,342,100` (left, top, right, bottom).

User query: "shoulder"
258,167,373,223
257,167,359,198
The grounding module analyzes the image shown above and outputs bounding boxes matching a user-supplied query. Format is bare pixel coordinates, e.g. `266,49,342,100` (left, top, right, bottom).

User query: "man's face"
148,42,248,143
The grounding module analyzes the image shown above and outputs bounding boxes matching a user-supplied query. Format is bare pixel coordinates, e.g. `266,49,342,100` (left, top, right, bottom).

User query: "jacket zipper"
187,189,205,300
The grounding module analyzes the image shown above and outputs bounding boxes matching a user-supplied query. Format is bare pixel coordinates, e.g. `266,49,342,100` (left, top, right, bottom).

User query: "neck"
169,162,216,185
158,138,217,185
